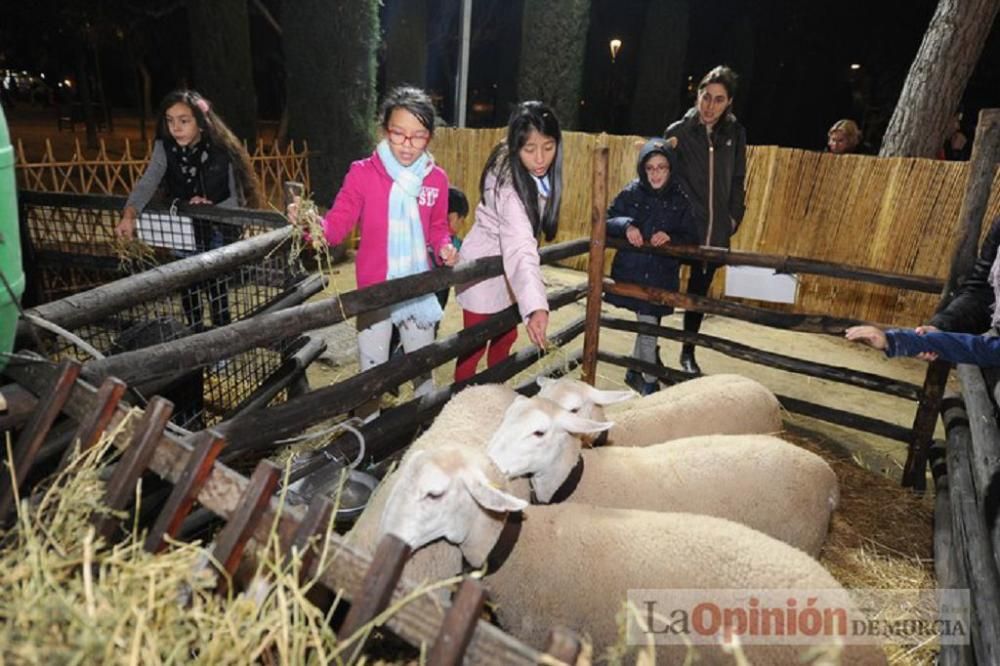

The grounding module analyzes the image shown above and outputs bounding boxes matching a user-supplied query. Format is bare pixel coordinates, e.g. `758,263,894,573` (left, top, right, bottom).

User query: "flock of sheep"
341,374,888,664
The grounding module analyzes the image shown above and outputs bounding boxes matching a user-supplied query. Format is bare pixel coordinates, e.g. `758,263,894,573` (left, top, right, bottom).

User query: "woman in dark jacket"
664,65,747,374
605,138,698,394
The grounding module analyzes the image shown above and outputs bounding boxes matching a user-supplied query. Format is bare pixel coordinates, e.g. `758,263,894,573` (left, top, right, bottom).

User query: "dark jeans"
683,262,720,338
179,222,237,332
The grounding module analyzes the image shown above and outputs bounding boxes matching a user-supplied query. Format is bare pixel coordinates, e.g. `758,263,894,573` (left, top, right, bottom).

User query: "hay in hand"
112,234,158,275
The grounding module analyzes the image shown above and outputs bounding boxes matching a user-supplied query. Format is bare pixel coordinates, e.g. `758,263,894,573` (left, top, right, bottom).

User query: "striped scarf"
376,140,443,327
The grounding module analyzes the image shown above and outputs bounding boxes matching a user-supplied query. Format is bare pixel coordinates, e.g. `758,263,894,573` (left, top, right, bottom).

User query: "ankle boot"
679,346,702,375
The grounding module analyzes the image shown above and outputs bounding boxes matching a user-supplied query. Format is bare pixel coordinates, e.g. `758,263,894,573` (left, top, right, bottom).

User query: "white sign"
724,265,798,304
137,211,197,252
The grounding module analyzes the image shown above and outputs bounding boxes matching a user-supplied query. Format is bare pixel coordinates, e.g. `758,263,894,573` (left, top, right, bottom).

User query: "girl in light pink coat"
454,102,564,381
292,87,457,420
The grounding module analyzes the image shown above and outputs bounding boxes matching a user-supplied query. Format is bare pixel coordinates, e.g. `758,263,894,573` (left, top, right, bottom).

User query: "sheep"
344,384,610,585
486,395,839,556
378,445,885,665
537,373,783,447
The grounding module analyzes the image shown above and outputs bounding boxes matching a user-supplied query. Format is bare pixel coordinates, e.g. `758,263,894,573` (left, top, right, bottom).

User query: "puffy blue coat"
604,141,698,317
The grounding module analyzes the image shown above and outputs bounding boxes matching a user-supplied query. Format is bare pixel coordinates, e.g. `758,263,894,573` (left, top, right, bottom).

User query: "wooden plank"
944,396,1000,665
601,314,922,400
582,145,609,385
603,237,944,294
144,430,226,553
0,383,40,431
544,627,583,665
0,358,81,519
428,579,488,666
903,359,951,490
92,396,174,541
83,239,588,385
58,376,127,472
603,280,877,335
211,460,282,594
338,534,412,659
217,286,585,457
288,495,335,581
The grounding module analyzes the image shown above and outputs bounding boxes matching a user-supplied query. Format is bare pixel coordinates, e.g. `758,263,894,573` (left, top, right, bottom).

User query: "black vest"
162,139,232,204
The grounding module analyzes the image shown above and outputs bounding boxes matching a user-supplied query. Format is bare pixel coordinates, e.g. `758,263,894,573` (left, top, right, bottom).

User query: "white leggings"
356,307,436,421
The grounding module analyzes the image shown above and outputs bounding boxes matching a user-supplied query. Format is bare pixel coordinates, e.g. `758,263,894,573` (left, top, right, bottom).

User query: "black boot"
679,345,702,375
624,369,644,393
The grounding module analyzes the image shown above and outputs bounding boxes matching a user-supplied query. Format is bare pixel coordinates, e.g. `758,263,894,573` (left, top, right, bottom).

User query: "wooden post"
92,396,174,541
288,494,335,580
939,109,1000,306
0,359,81,519
428,578,488,666
211,459,282,595
903,360,951,490
581,145,610,385
144,430,226,553
338,534,412,658
58,376,127,472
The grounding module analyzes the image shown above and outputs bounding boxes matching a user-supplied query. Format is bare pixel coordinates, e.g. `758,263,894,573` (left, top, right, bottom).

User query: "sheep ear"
586,386,636,405
460,466,528,514
555,411,615,435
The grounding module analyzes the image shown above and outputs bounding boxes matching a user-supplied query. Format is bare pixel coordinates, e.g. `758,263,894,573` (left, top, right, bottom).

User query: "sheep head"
487,395,614,502
536,376,635,424
377,446,527,568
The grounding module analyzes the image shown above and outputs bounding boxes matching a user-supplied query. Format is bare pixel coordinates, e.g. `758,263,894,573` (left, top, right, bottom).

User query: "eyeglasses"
387,128,430,149
645,164,669,174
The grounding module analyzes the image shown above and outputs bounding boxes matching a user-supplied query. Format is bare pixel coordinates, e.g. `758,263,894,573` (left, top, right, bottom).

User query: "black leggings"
683,262,720,336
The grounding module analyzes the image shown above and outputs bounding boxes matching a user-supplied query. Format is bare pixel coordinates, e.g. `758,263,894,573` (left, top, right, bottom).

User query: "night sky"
3,0,999,150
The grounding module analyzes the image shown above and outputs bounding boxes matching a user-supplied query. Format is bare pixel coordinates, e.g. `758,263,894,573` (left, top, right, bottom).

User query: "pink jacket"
456,170,549,321
322,152,451,289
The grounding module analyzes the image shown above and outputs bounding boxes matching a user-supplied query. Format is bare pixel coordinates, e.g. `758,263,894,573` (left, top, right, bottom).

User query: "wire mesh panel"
19,191,309,430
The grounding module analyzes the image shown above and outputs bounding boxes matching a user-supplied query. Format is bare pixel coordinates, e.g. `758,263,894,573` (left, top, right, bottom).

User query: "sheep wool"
540,374,782,446
345,384,522,584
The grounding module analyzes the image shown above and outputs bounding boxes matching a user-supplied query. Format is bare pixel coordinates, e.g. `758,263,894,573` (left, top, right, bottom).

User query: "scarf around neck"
169,137,212,199
376,140,443,328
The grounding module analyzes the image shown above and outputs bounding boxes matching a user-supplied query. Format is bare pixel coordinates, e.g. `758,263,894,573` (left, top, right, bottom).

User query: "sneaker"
624,369,644,393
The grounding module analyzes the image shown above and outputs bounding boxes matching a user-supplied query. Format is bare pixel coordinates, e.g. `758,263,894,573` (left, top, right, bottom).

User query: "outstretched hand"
526,310,549,348
845,325,888,351
913,325,940,361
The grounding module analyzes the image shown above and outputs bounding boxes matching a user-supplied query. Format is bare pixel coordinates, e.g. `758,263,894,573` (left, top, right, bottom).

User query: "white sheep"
538,373,783,447
345,384,609,584
378,445,885,665
486,395,839,556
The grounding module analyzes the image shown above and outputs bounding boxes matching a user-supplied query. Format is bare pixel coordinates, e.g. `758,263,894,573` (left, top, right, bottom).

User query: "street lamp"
609,38,622,63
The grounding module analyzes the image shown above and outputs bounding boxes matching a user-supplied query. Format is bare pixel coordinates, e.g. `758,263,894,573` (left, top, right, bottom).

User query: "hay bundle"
0,419,350,664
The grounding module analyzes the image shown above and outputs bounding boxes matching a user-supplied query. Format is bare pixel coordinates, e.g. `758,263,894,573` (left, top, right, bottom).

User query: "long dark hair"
479,101,563,241
155,89,263,209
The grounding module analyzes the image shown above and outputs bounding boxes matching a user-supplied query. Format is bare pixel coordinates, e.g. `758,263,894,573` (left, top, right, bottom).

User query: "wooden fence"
432,128,1000,327
14,138,311,209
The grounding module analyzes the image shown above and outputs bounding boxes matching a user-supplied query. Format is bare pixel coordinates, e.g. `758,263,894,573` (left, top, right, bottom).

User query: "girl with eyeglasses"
291,86,457,420
604,139,697,395
453,101,563,381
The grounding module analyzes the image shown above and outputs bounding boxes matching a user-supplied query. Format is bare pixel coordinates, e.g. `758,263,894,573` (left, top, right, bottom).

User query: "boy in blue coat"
605,138,699,394
846,325,1000,366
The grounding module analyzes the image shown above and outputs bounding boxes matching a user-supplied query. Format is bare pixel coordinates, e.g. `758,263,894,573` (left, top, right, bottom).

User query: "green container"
0,105,24,371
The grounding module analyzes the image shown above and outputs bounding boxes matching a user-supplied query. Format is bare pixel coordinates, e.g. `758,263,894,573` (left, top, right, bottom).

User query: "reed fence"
14,138,310,210
432,128,1000,327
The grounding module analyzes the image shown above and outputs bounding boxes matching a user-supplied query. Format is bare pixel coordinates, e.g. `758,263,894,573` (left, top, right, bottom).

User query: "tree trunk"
283,0,379,204
186,0,259,144
517,0,590,130
75,46,99,150
879,0,1000,157
630,0,689,135
384,0,428,89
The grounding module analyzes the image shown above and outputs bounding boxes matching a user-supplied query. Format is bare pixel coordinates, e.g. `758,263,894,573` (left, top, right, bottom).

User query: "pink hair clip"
195,98,210,114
